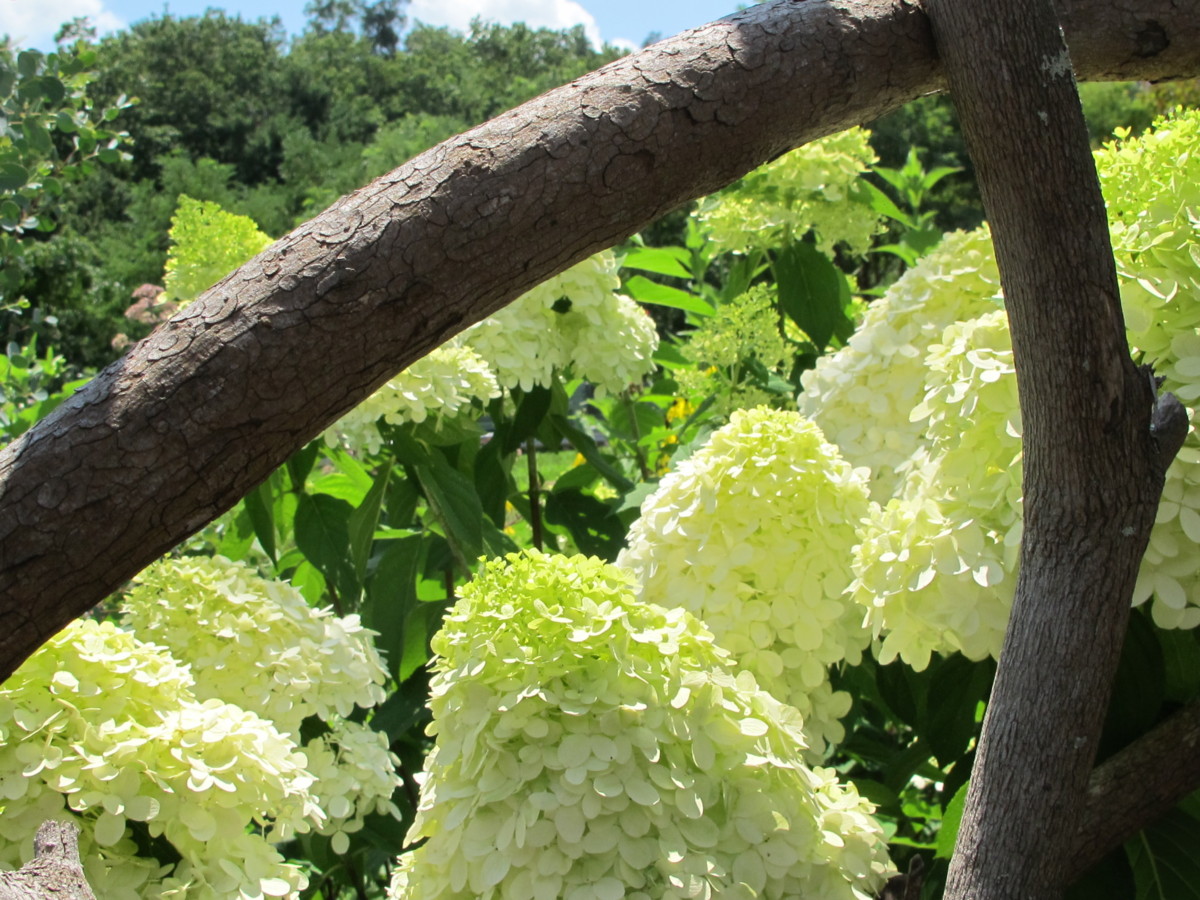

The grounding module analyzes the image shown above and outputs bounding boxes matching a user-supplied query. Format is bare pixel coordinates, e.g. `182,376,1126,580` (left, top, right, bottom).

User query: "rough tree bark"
0,821,96,900
0,0,1197,889
926,0,1190,897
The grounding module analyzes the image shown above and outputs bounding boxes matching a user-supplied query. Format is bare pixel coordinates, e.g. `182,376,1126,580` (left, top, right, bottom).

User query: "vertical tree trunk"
926,0,1187,897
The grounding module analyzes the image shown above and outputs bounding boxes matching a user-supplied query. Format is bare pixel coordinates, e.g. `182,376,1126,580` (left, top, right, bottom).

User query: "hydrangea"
1097,109,1200,630
121,555,389,738
0,619,315,900
850,311,1021,669
695,128,882,257
390,551,891,900
304,718,404,854
324,343,500,454
162,196,273,306
799,227,1005,500
464,250,659,396
617,408,873,754
676,285,792,415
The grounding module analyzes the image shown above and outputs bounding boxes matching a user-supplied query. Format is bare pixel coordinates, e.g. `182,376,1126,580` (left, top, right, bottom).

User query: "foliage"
390,551,890,900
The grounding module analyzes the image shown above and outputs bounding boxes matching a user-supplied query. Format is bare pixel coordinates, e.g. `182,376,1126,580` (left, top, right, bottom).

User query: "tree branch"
926,0,1184,896
0,820,96,900
1066,699,1200,881
0,0,1196,682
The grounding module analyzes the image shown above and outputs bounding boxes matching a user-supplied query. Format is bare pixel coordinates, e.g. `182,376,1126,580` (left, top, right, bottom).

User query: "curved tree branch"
0,0,1196,687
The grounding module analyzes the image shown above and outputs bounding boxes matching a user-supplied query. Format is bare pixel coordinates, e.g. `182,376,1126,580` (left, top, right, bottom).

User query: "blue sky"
3,0,743,52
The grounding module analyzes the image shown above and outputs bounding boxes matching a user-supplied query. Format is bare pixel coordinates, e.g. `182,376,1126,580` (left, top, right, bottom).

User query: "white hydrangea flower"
1098,109,1200,630
799,227,1004,500
121,555,389,737
304,719,404,854
696,127,882,257
325,344,500,454
618,408,873,755
0,619,315,900
849,311,1021,669
390,551,891,900
464,250,659,396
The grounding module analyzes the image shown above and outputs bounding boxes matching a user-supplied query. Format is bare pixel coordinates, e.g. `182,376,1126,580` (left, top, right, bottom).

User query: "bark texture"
0,0,1196,687
927,0,1188,897
0,820,96,900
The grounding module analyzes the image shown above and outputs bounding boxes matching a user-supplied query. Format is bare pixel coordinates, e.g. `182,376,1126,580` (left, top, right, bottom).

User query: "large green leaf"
348,463,392,582
623,275,714,316
621,245,693,279
772,239,855,351
544,489,625,560
242,478,277,564
1128,808,1200,900
1100,609,1165,759
548,414,634,493
364,534,423,680
294,493,358,604
414,454,484,570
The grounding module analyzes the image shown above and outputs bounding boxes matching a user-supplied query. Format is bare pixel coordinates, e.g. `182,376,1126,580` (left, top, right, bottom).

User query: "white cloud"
1,0,124,49
408,0,602,47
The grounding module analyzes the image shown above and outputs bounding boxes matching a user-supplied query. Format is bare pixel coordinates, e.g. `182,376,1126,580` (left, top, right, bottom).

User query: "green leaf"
623,275,714,316
772,240,854,351
922,655,994,765
1128,808,1200,899
548,414,634,493
398,601,447,682
294,493,358,604
1157,627,1200,703
0,163,29,192
54,110,78,133
286,440,321,490
621,245,693,279
242,479,277,564
364,534,423,680
414,454,484,570
935,782,969,860
348,463,392,582
501,386,553,454
16,51,42,78
544,488,625,560
855,180,916,229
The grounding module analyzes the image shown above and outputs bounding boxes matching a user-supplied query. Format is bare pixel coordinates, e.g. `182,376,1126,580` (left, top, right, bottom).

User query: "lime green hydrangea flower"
391,551,890,900
0,619,315,900
304,718,404,855
465,250,659,396
851,311,1021,669
162,196,273,306
121,555,389,739
1098,109,1200,630
618,408,873,755
324,343,501,454
799,227,1005,500
696,128,882,257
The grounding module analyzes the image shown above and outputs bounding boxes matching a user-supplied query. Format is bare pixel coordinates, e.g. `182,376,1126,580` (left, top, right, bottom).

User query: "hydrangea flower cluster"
850,311,1021,669
695,128,882,257
799,227,1004,500
676,285,792,415
0,555,402,898
0,619,317,899
390,551,890,900
324,344,500,454
1097,109,1200,630
463,250,659,396
811,109,1200,663
121,555,389,737
617,407,873,754
162,196,273,306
